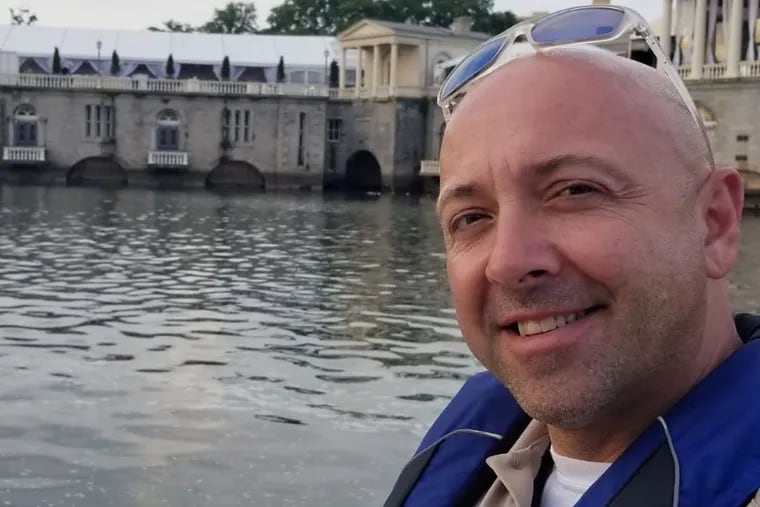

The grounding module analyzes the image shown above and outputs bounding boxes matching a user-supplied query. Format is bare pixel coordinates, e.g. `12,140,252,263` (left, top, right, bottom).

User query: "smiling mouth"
504,306,605,337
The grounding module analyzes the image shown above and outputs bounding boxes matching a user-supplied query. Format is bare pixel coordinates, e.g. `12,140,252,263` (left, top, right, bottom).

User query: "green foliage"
267,0,376,35
110,50,121,76
265,0,515,35
148,3,257,34
201,2,257,33
472,10,518,35
276,56,285,83
144,0,515,39
52,47,61,74
221,55,231,80
9,7,37,25
148,19,195,32
166,54,175,77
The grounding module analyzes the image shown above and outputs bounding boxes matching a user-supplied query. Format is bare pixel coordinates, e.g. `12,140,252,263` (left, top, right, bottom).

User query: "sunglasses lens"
532,7,624,43
440,36,505,100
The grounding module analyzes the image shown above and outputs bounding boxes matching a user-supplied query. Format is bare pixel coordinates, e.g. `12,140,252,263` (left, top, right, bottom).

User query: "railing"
676,62,756,80
2,146,46,163
703,63,727,79
740,61,760,77
332,85,439,99
678,61,760,79
0,73,333,98
419,160,440,177
148,151,189,167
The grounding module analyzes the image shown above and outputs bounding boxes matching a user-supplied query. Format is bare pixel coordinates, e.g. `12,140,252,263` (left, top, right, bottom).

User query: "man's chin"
505,375,611,428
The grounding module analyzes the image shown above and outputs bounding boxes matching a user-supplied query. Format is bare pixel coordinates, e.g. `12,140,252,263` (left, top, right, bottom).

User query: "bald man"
383,47,760,507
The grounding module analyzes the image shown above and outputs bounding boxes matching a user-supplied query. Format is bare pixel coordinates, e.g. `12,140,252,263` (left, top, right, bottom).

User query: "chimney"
451,16,474,35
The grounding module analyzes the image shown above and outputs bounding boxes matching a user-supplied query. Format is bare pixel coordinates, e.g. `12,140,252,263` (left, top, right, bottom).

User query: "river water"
0,186,758,507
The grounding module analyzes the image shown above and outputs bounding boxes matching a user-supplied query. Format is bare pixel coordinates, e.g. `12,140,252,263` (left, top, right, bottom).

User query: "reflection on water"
0,186,476,507
0,186,759,506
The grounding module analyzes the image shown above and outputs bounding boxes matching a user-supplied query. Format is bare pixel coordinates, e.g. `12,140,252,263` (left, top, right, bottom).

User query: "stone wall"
687,79,760,172
0,88,328,190
393,99,428,191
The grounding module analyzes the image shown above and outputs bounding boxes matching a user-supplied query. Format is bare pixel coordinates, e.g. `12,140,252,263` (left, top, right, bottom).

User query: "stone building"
2,2,760,195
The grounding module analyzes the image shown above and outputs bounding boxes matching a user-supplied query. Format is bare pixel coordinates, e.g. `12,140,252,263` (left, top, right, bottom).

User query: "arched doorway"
206,160,265,191
67,156,127,186
345,150,382,192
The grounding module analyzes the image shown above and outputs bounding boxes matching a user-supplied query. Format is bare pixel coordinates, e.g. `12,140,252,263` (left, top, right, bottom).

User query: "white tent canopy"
0,24,352,68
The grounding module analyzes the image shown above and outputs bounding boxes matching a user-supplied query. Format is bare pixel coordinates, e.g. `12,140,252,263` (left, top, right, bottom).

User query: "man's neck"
546,319,742,463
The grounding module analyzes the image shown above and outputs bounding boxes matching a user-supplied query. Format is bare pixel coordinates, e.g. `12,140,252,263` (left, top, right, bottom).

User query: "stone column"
672,0,682,65
691,0,708,78
355,47,363,98
339,48,346,90
7,118,13,146
390,42,399,95
661,0,672,60
372,44,380,96
726,0,743,77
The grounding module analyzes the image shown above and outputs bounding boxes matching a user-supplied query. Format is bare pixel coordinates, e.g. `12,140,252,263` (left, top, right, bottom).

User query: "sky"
6,0,662,32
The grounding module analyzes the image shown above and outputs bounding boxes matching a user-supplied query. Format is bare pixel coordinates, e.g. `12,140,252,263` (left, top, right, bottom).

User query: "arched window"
432,52,453,85
14,103,38,146
156,109,180,150
15,103,37,118
696,102,716,129
157,109,179,124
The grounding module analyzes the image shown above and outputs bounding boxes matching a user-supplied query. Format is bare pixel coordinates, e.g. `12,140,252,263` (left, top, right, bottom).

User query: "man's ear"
703,167,744,279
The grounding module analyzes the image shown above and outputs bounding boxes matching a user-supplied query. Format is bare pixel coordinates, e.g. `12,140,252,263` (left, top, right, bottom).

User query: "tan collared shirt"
475,420,760,507
476,419,550,507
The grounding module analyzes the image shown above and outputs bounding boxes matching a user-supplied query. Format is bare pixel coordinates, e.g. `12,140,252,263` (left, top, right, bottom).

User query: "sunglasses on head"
436,5,713,165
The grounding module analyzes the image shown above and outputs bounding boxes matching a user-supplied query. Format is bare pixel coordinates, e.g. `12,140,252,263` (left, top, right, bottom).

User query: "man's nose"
484,210,562,288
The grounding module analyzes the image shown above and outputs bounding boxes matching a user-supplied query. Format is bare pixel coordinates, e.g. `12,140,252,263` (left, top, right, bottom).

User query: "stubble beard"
482,272,706,429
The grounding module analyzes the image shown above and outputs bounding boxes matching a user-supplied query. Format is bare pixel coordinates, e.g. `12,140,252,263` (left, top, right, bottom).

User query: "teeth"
516,312,584,337
518,320,543,336
540,317,556,332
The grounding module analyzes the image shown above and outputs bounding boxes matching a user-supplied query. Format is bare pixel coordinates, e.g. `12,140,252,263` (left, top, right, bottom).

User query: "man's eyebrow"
436,154,631,214
436,183,479,215
524,153,632,183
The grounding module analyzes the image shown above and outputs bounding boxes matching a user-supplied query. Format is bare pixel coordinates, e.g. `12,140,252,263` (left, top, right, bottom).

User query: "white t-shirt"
540,446,612,507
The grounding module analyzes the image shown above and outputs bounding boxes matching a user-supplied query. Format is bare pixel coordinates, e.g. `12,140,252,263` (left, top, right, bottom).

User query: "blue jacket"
383,313,760,507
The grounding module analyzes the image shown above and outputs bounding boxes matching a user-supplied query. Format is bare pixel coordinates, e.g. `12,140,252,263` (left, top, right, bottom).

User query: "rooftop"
0,24,342,67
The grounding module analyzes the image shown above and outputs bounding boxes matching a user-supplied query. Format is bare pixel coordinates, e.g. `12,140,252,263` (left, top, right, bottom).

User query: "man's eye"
558,182,600,197
452,212,487,231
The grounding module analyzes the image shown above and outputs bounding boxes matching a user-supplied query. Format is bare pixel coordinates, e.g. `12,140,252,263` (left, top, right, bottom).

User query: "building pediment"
339,20,396,43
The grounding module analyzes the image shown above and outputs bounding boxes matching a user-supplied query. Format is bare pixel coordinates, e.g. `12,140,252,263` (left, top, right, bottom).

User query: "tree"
267,0,378,35
221,55,231,80
201,2,257,33
110,50,121,76
426,0,493,31
328,59,339,87
166,54,175,78
473,10,518,36
9,7,37,25
52,47,61,74
265,0,515,36
276,56,285,83
148,19,195,32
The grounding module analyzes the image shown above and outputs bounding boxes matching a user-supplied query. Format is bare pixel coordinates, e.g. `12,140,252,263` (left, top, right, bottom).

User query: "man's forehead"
447,50,638,130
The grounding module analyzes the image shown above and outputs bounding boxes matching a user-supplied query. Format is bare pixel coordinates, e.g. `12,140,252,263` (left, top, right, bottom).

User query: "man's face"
438,55,710,428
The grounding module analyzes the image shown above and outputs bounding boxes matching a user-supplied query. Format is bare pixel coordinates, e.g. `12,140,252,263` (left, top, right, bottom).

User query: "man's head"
438,47,744,429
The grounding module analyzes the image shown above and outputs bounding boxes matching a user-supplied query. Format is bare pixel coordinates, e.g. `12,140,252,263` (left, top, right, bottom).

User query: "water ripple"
7,188,758,505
